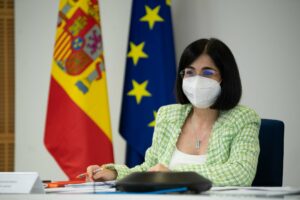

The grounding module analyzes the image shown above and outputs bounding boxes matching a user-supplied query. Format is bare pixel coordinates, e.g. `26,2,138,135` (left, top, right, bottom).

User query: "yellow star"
127,80,152,104
140,5,164,30
166,0,172,6
148,111,157,127
127,42,148,66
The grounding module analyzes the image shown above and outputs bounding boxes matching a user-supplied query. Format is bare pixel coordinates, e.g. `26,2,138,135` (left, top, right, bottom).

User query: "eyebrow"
202,66,217,70
188,66,217,70
186,66,195,69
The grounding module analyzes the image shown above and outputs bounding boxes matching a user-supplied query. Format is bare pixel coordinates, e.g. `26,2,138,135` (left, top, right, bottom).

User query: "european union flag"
120,0,176,167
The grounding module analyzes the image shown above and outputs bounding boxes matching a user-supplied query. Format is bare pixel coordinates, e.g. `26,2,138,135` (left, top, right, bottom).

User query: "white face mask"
182,76,221,109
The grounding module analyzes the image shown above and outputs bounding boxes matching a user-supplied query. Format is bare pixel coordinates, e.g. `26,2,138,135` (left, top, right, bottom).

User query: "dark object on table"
116,171,212,193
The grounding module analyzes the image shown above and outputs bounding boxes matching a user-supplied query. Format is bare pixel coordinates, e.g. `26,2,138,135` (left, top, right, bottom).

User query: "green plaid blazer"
107,104,260,186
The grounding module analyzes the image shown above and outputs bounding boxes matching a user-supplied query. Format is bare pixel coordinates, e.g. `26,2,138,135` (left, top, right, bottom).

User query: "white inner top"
168,147,207,170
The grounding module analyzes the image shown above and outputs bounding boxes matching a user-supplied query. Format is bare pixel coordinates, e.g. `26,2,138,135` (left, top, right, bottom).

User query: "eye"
185,68,195,76
202,69,216,76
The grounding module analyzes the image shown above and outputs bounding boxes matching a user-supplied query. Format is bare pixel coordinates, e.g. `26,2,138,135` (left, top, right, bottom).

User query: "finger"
148,166,158,172
157,163,165,168
148,164,169,172
85,176,94,182
93,167,104,174
87,165,100,177
93,168,116,181
158,164,168,171
93,170,106,181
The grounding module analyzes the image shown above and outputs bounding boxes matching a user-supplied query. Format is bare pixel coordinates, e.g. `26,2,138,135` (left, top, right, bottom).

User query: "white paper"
45,181,116,194
206,186,300,196
65,180,116,187
45,187,116,194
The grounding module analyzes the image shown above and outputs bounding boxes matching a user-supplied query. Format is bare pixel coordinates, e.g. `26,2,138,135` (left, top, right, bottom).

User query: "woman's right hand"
86,165,117,182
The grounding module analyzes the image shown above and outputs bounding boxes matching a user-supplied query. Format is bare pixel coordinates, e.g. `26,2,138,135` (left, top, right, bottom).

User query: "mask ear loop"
217,78,222,84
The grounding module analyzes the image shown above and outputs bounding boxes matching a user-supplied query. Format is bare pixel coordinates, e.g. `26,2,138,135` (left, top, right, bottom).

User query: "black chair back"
252,119,284,186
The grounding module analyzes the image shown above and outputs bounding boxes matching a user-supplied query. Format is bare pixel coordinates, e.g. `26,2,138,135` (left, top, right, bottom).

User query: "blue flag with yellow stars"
119,0,176,167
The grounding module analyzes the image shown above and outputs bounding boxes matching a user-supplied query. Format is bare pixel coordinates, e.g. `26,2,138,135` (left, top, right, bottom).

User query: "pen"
76,168,103,179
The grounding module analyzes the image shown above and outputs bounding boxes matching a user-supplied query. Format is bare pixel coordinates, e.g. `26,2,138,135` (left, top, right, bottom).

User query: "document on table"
45,181,116,194
205,186,300,197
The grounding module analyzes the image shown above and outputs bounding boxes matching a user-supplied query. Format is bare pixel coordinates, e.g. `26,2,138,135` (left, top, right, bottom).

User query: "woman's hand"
86,165,117,182
148,163,170,172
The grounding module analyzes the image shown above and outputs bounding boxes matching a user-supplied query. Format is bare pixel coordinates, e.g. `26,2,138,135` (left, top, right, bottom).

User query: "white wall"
15,0,300,186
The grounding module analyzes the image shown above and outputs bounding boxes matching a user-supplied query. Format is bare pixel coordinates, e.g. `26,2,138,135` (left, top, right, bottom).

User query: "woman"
86,38,260,186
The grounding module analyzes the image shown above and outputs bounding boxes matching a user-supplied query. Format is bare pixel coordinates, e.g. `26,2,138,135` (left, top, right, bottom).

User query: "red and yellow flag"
44,0,113,179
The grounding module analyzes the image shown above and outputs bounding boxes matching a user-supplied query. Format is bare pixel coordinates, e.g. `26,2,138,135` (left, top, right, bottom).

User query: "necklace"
190,117,201,149
189,109,218,150
195,136,201,149
190,117,208,150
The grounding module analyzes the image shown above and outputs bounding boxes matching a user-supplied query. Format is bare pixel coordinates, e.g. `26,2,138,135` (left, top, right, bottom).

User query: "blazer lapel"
160,105,192,166
160,123,182,166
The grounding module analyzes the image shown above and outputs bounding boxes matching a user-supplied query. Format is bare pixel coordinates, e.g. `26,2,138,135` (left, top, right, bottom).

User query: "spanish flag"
44,0,113,179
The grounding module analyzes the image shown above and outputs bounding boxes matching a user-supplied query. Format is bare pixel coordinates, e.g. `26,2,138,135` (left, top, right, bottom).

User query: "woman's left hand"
148,163,170,172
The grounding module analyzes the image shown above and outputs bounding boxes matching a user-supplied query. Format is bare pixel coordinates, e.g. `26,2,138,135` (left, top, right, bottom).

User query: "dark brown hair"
176,38,242,110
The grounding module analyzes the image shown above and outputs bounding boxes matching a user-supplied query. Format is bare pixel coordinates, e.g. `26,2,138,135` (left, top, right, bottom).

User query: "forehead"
190,54,216,69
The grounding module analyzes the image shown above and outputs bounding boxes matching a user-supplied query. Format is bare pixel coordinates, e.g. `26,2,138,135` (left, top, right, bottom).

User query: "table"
1,193,300,200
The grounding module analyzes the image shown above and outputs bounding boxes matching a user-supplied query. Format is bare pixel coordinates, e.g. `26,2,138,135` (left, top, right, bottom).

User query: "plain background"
15,0,300,186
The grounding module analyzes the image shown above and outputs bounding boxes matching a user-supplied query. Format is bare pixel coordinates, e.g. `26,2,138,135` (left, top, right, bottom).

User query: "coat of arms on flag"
44,0,113,179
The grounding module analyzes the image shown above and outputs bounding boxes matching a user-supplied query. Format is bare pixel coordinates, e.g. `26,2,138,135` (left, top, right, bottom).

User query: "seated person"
86,38,260,186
